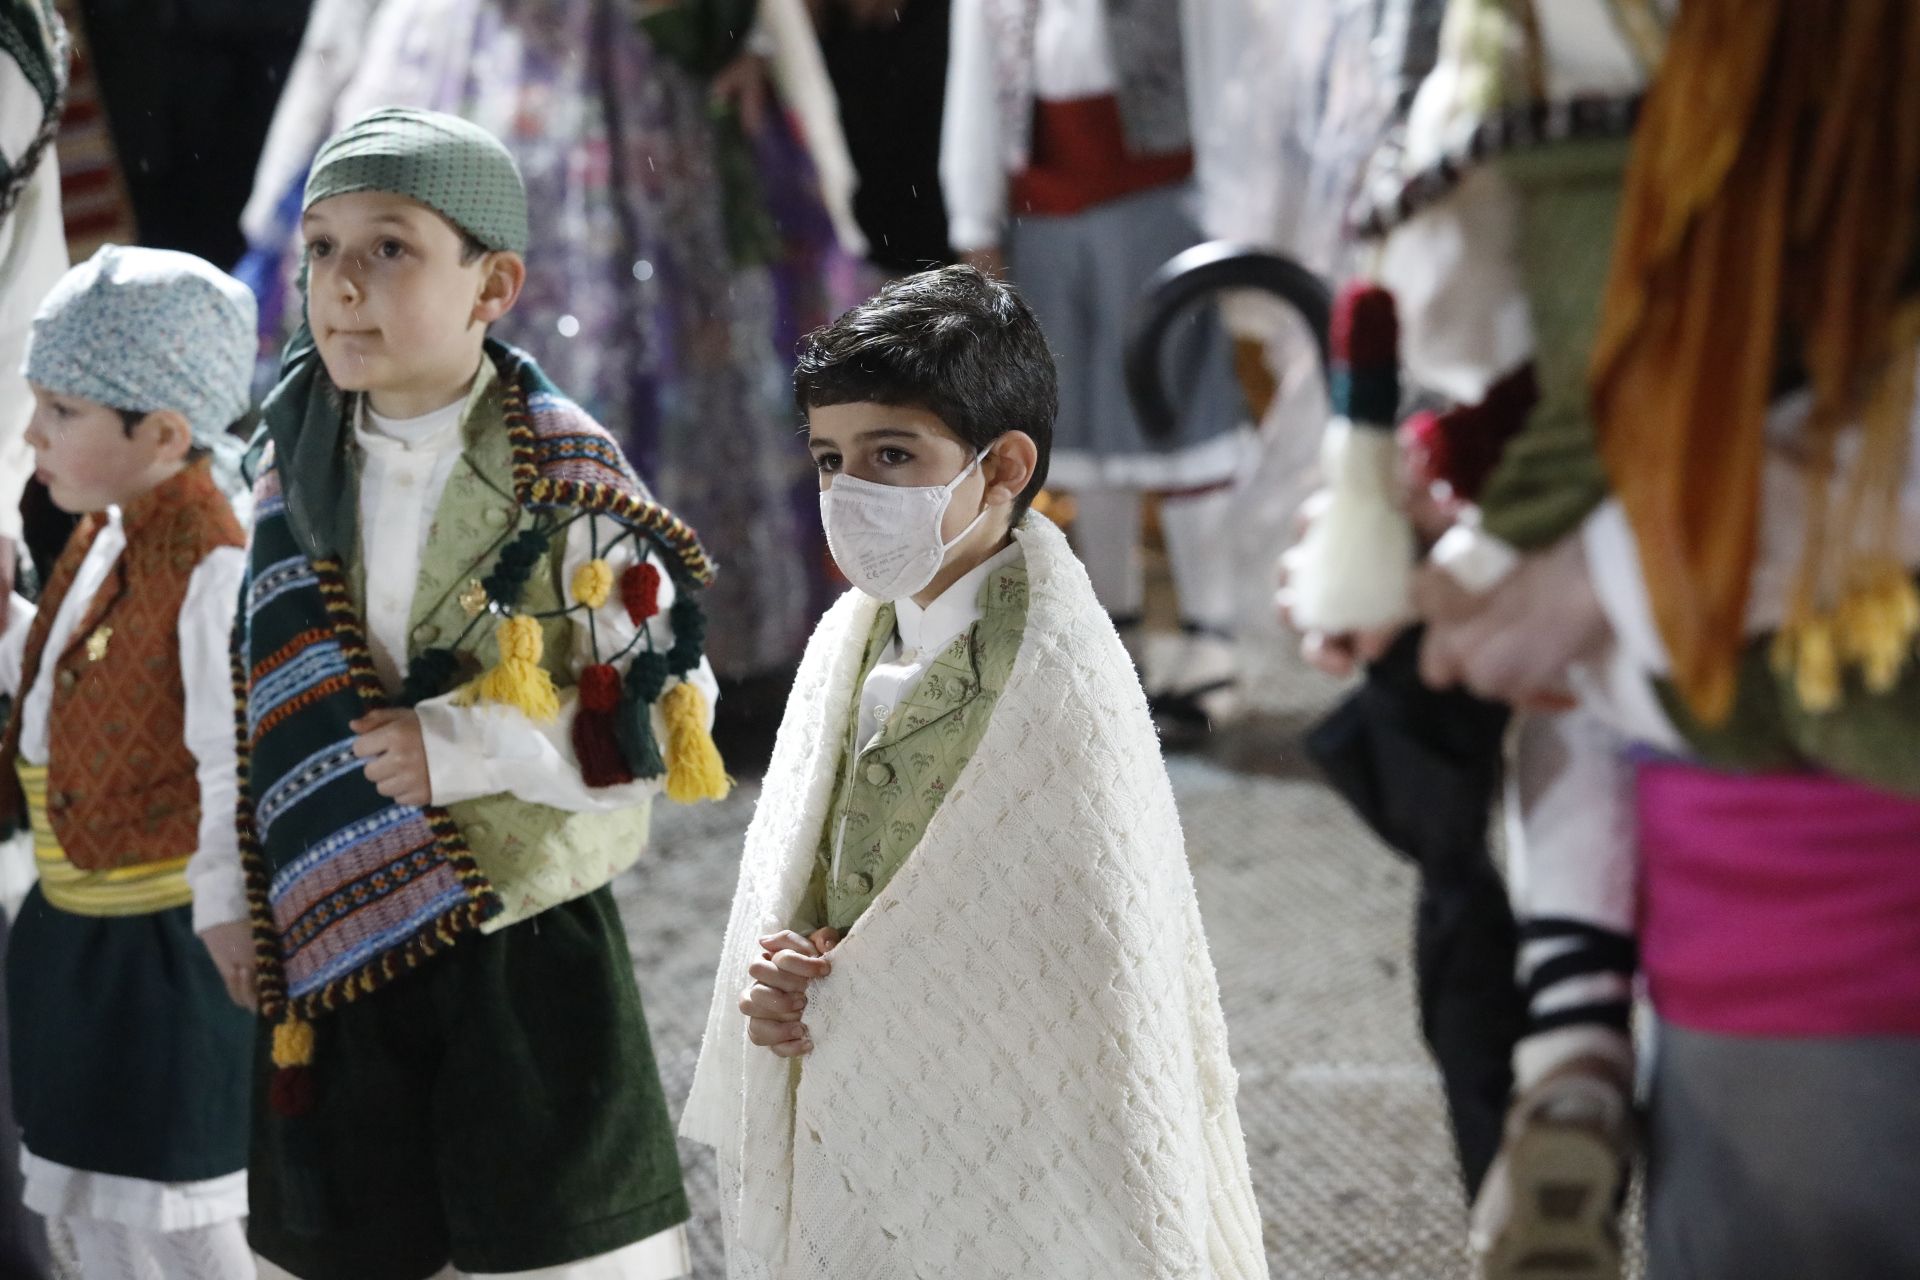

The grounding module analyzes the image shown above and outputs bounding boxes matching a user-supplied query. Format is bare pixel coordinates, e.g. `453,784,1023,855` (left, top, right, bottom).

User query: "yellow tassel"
1844,566,1920,694
272,1017,315,1068
661,680,731,802
454,614,561,721
571,559,614,610
1791,615,1842,715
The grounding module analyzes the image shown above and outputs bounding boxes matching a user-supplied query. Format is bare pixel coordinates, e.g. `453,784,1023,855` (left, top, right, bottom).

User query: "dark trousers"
0,912,52,1279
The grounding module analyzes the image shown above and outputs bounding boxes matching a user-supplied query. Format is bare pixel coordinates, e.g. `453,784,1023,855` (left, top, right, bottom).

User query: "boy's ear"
139,409,195,464
982,431,1038,507
473,251,527,326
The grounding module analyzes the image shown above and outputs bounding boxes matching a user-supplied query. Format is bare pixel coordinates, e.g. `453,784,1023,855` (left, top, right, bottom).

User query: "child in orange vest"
0,245,258,1279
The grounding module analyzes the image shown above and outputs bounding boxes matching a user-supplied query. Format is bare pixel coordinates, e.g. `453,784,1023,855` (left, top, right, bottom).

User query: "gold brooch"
85,626,113,662
458,579,489,619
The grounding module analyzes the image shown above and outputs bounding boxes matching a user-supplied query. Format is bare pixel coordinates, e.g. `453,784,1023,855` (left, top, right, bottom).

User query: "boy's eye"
813,453,841,474
375,239,406,260
877,448,912,466
305,237,334,259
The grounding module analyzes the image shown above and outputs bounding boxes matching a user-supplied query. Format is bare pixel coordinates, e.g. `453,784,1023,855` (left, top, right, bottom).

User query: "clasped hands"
739,927,841,1058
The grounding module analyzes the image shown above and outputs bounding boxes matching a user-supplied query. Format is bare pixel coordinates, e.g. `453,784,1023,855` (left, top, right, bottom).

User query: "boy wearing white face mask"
681,266,1268,1278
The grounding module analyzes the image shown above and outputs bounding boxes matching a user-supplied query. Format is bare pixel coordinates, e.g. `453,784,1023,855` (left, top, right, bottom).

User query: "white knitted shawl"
682,515,1268,1279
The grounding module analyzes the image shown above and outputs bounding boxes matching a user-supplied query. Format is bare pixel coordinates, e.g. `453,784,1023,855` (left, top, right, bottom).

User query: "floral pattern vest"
801,556,1031,933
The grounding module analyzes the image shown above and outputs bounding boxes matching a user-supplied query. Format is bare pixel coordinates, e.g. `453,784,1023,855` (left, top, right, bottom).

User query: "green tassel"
616,651,670,780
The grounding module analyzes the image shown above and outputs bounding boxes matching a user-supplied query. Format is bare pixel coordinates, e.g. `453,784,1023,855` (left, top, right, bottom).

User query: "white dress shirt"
0,512,249,933
853,540,1024,751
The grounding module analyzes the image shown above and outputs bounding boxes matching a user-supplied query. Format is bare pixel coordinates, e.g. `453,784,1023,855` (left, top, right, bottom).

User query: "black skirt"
5,886,253,1182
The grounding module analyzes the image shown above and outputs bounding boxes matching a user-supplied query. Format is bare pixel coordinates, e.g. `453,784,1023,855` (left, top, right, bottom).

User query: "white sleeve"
240,0,379,244
180,545,252,933
941,0,1010,253
0,593,36,699
0,157,68,545
761,0,868,256
417,514,720,812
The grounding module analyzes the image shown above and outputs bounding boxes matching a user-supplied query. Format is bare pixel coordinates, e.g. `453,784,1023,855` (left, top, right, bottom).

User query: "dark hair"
458,230,490,264
794,266,1057,519
115,407,245,463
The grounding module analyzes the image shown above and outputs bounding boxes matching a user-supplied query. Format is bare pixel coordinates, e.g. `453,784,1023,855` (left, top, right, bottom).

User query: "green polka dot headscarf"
303,106,529,253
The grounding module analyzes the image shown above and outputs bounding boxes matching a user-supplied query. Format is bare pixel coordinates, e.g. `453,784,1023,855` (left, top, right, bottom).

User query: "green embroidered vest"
798,556,1031,934
348,375,654,929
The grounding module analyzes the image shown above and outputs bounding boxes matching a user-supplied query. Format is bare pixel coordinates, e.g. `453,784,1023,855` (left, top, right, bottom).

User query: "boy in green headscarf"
237,106,725,1280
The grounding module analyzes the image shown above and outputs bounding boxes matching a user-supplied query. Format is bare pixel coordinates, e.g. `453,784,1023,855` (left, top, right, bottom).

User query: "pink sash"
1638,761,1920,1036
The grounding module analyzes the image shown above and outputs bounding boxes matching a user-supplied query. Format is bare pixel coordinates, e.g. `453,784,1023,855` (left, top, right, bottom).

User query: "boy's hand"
351,709,433,807
199,921,259,1012
740,928,838,1058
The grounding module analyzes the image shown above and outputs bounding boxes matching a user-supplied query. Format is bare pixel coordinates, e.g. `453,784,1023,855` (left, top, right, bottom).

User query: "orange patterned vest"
0,462,244,870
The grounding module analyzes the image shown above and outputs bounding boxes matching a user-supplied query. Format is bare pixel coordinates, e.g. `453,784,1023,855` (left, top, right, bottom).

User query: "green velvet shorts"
247,886,688,1280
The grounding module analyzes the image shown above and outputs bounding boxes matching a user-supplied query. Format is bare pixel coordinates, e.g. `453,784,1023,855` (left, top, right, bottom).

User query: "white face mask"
818,450,991,601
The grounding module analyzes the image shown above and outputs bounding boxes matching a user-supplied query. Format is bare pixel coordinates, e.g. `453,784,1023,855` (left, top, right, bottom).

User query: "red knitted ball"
621,563,662,625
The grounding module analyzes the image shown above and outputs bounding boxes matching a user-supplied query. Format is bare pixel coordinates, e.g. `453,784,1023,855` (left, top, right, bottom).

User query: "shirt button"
851,871,874,894
467,821,491,839
413,623,440,646
56,669,77,692
864,762,894,787
874,703,891,722
396,473,414,489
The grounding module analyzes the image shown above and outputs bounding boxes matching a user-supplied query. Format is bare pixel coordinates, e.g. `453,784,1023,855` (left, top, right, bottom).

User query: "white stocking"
66,1218,160,1280
66,1218,255,1280
1064,488,1143,623
1158,484,1240,637
148,1221,256,1280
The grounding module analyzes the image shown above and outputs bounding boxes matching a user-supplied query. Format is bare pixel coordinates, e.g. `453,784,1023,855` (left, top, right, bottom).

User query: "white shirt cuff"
1580,499,1672,677
189,864,253,934
1429,519,1522,595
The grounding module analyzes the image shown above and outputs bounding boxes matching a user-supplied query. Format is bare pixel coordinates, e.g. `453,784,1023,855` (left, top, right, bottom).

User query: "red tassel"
573,706,636,787
620,564,662,625
269,1066,316,1118
578,662,622,713
1330,281,1399,369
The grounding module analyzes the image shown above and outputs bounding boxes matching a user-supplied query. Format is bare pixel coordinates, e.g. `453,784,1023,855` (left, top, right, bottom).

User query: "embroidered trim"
1350,94,1644,239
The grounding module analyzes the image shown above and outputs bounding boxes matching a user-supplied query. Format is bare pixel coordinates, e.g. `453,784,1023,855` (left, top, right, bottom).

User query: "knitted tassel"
269,1017,316,1118
616,652,670,780
572,663,634,787
621,563,662,624
662,680,730,802
1283,282,1414,633
454,614,561,721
